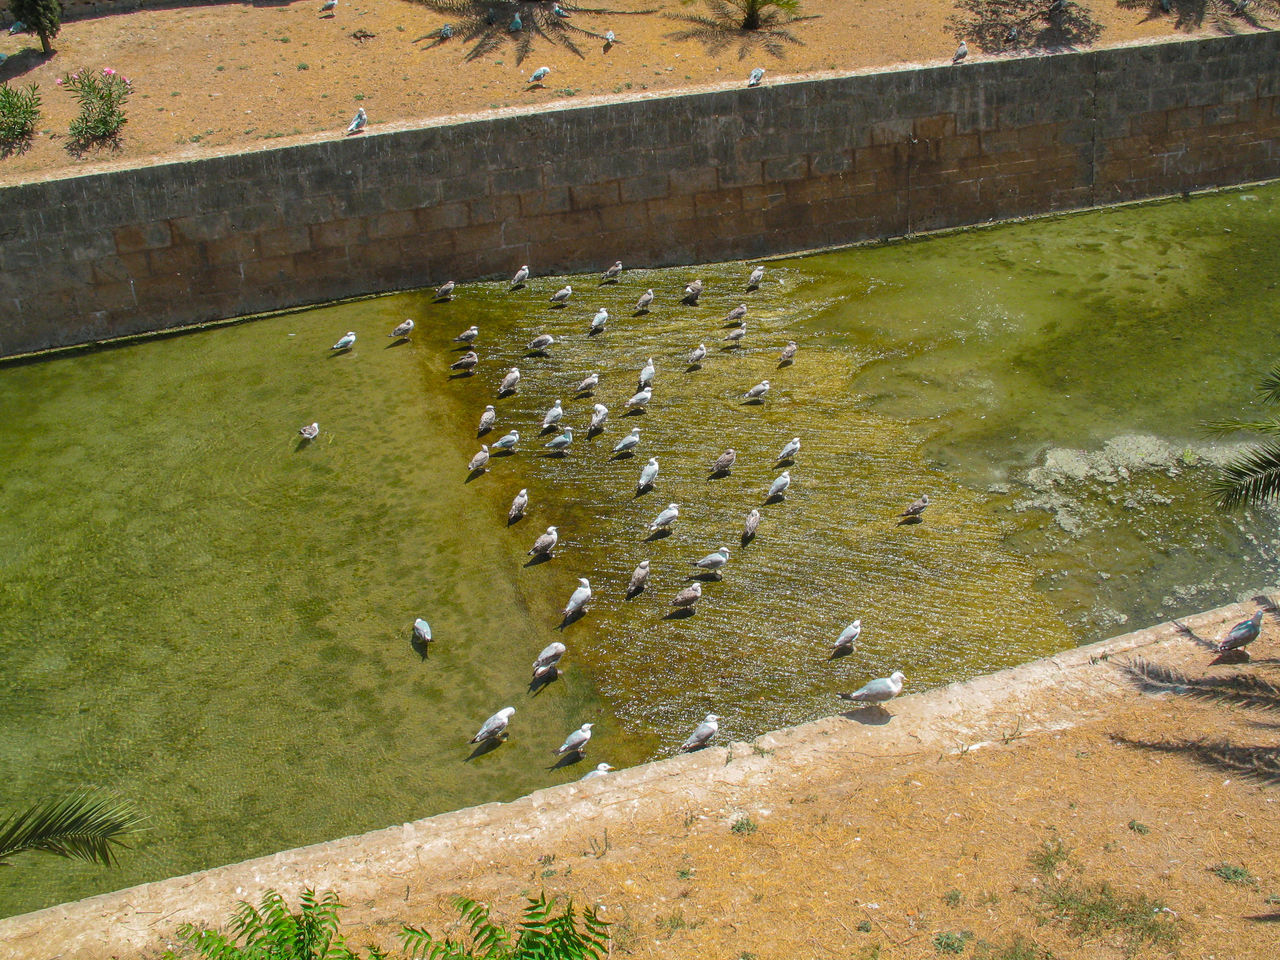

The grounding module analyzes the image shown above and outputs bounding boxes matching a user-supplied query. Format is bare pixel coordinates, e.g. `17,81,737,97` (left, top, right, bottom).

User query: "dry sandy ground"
0,0,1254,186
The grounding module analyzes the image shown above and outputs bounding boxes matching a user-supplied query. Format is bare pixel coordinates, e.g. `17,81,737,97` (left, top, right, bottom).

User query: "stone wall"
2,32,1278,357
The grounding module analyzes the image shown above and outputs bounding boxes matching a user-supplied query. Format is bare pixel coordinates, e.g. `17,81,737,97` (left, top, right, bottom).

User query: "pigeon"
299,422,319,440
529,525,559,557
412,618,432,648
590,308,608,334
900,494,930,517
626,560,651,599
576,373,600,394
580,762,614,780
545,427,574,452
649,503,679,532
478,405,496,435
637,456,659,493
1158,0,1170,10
832,619,861,656
319,0,337,13
625,387,652,411
438,23,453,38
692,546,730,575
511,265,530,288
492,429,520,452
743,379,770,402
777,437,800,462
1216,611,1264,653
1004,25,1019,44
748,68,764,87
555,723,593,756
450,351,479,372
553,2,571,15
454,324,478,343
671,582,702,611
532,641,566,680
601,260,623,283
589,403,609,433
331,331,357,351
839,671,906,708
681,714,719,751
638,357,655,388
779,342,797,366
498,367,521,395
563,577,592,616
550,285,573,305
604,29,616,45
682,279,704,305
509,11,522,31
709,448,736,476
346,108,367,135
509,488,529,524
468,445,490,473
688,343,707,365
613,427,641,454
636,289,654,313
434,280,456,300
389,318,414,339
8,20,26,34
541,400,564,429
470,706,515,743
741,508,760,545
528,333,555,352
952,41,968,64
747,265,765,289
529,66,550,85
767,470,791,500
724,324,746,346
724,304,747,326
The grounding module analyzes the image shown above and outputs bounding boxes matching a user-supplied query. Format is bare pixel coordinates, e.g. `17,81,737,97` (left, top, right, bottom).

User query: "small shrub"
1210,863,1256,885
934,930,972,954
59,67,132,146
297,62,309,71
0,82,41,150
973,936,1055,960
1039,880,1178,952
676,867,693,880
730,816,757,835
1030,837,1070,875
857,920,873,933
1127,820,1150,836
943,888,963,907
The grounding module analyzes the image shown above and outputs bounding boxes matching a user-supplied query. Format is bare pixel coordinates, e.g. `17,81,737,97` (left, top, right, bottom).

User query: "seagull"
541,400,564,429
563,577,592,617
625,387,652,411
590,308,608,334
555,722,593,756
743,379,770,401
528,333,555,352
747,265,765,289
741,509,760,545
299,422,319,440
331,331,356,351
468,445,490,473
638,357,655,388
1217,611,1265,653
692,546,730,575
550,285,573,305
346,108,367,135
778,341,797,365
581,762,614,780
636,289,654,313
529,66,550,85
450,351,479,372
613,426,641,453
767,470,791,500
589,403,609,433
470,706,515,743
777,437,800,462
709,448,736,476
478,405,496,435
681,714,719,751
724,324,746,346
498,367,521,395
434,280,456,300
724,304,747,326
509,488,529,524
839,671,906,709
682,279,703,305
637,456,659,493
544,427,574,452
671,582,702,611
319,0,337,13
900,493,930,517
832,619,861,656
412,618,432,648
454,324,478,343
532,641,566,680
688,343,707,365
952,40,968,64
528,525,559,557
601,260,623,283
511,265,530,288
576,373,600,394
649,503,679,531
509,11,522,31
748,68,765,87
626,560,651,599
389,318,414,339
492,429,520,452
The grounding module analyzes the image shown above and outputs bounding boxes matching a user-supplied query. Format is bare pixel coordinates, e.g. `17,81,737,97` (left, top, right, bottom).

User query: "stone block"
147,243,203,276
762,155,809,183
114,221,172,254
257,225,313,259
667,167,718,197
520,187,573,217
570,181,621,210
368,210,418,241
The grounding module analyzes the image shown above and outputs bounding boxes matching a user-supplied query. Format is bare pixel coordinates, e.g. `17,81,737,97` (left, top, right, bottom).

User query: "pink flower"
103,68,114,76
56,78,63,85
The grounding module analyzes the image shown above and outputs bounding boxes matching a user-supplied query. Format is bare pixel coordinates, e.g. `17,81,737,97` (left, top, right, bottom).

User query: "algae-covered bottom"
2,184,1277,917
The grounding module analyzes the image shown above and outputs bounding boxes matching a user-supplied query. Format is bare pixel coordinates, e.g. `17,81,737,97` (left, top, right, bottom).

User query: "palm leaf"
0,791,145,867
1210,437,1280,509
1258,363,1280,406
1121,658,1280,712
1202,416,1280,437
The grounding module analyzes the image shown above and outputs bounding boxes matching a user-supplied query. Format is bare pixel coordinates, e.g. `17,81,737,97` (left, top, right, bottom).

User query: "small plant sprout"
730,816,757,835
1211,863,1256,885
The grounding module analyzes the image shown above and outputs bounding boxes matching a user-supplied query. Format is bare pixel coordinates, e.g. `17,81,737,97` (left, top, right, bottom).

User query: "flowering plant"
60,67,133,145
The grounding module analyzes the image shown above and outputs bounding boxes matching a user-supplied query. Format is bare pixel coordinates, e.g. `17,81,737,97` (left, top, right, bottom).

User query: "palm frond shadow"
947,0,1102,54
1120,658,1280,713
1114,0,1277,33
665,0,818,61
1112,734,1280,786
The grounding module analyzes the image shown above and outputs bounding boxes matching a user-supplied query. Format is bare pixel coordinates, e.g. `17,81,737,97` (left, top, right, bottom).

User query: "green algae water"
3,184,1278,916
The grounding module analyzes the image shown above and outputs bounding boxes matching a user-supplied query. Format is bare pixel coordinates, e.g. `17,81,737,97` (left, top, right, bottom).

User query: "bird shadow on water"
449,371,476,380
611,450,635,461
688,571,723,583
524,553,552,568
622,408,646,418
548,751,585,771
558,609,587,631
384,338,410,349
529,668,559,695
465,737,505,762
663,608,696,620
644,529,672,542
465,468,487,483
293,438,313,453
827,647,853,662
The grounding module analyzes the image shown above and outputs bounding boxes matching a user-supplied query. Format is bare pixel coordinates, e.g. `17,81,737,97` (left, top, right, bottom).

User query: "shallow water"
2,184,1278,916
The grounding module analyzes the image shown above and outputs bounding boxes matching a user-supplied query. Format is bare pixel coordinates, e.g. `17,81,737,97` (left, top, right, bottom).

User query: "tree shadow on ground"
1113,0,1277,34
947,0,1102,54
665,0,819,61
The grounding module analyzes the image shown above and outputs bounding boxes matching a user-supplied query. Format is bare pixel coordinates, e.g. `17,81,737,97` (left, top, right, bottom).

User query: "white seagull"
839,671,906,709
625,387,652,411
563,577,592,617
470,706,515,743
510,265,530,288
777,437,800,462
528,525,559,557
532,641,566,680
555,722,593,756
638,357,655,388
331,331,356,351
498,367,521,395
743,379,770,401
468,445,489,473
681,714,719,751
767,470,791,500
299,422,319,440
649,503,679,532
550,285,573,305
589,403,609,433
613,426,641,454
590,308,608,334
692,546,730,574
492,429,520,452
544,427,573,452
580,762,614,780
478,405,496,435
747,265,765,289
637,456,659,492
688,343,707,365
541,400,564,429
509,488,529,523
389,318,414,339
832,619,861,656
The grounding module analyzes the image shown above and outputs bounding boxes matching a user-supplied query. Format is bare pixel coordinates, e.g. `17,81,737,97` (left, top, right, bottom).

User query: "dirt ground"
0,0,1257,186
